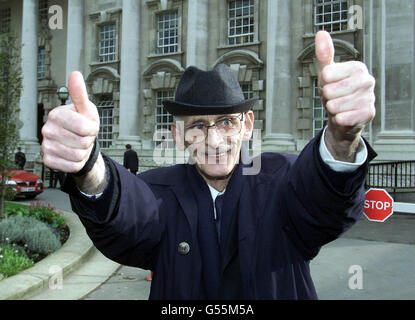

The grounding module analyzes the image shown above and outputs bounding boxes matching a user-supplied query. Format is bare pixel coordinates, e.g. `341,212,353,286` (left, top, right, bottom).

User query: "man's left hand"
315,30,376,162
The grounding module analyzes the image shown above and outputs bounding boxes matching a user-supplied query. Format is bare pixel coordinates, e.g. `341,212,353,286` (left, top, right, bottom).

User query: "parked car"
0,169,44,199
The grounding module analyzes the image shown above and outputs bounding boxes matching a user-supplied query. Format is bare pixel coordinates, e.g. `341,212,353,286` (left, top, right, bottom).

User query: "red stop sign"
363,188,394,222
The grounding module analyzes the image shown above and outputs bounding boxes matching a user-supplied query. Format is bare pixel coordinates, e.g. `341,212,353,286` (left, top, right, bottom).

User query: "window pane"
313,79,328,137
157,11,179,54
97,98,114,148
314,0,349,33
155,90,175,147
99,24,116,62
0,8,11,34
37,47,46,78
228,0,254,45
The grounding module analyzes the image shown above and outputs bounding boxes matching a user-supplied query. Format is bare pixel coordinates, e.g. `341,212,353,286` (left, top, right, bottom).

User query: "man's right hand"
41,71,100,174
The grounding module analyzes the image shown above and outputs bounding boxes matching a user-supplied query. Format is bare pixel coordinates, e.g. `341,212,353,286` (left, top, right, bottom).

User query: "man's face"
172,111,254,179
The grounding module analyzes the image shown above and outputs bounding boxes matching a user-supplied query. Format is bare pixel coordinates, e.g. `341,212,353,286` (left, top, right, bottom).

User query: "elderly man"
41,32,376,299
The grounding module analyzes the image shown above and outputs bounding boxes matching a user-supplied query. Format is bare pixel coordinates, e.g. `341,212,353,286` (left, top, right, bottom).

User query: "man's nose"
206,127,223,149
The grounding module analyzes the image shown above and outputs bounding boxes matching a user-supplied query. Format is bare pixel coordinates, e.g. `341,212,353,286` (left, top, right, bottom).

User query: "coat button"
178,242,190,255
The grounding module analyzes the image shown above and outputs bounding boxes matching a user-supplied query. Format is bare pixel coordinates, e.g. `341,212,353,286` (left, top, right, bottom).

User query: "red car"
0,169,44,199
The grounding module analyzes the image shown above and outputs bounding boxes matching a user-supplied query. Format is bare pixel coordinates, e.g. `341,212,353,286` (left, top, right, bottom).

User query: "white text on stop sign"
364,200,391,210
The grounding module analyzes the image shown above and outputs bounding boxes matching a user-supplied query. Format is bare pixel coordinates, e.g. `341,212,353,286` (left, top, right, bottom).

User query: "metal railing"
365,161,415,194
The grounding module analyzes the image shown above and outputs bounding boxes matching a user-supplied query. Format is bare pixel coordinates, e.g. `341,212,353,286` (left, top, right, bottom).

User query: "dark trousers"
53,172,66,188
49,170,55,187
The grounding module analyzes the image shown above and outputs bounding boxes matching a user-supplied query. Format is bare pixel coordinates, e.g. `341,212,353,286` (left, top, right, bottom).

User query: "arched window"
312,79,327,137
96,95,114,149
154,90,175,148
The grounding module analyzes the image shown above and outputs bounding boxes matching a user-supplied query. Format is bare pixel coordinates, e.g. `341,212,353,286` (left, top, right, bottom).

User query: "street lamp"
57,86,69,105
51,86,70,188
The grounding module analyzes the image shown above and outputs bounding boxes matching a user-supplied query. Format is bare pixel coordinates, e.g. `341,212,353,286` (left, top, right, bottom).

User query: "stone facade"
1,0,414,172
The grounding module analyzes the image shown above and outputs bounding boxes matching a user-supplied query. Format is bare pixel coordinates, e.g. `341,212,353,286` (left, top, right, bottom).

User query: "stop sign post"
363,188,394,222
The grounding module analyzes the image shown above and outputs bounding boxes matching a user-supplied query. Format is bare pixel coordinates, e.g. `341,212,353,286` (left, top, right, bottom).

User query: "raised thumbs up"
314,31,376,157
315,30,335,91
68,71,99,121
316,31,334,67
41,71,100,174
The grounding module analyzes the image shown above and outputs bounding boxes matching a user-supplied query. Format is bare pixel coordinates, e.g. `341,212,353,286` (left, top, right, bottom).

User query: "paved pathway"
20,188,415,300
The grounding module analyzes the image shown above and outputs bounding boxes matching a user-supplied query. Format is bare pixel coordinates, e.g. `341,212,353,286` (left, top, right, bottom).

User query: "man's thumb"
68,71,94,117
315,30,335,72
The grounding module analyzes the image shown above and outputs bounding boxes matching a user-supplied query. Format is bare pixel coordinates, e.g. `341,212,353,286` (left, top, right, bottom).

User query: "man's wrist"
320,126,367,172
324,126,362,162
72,139,100,177
73,153,109,195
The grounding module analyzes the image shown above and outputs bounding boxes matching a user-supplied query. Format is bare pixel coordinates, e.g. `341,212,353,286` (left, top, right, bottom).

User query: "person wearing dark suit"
53,171,66,189
42,32,377,299
123,144,139,175
49,168,56,188
14,147,26,170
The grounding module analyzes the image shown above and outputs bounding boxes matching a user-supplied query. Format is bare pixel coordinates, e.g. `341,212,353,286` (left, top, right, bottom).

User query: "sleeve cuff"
319,126,368,173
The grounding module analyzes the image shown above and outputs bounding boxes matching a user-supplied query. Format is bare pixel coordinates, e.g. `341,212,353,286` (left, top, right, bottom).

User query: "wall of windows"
157,11,178,54
313,79,328,137
97,97,114,148
228,0,254,45
38,0,48,21
99,24,117,62
0,8,10,34
314,0,349,33
37,47,46,79
155,90,175,147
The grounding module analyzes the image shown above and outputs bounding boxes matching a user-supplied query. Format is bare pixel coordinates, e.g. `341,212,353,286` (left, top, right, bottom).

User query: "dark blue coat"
64,133,376,299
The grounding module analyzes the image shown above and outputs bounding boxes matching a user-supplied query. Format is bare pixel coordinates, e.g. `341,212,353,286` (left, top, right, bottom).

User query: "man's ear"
242,110,254,141
171,122,186,151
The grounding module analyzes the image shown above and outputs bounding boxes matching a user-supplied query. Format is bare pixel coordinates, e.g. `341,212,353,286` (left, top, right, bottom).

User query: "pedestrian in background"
49,168,56,188
14,147,26,170
53,171,66,189
123,144,139,175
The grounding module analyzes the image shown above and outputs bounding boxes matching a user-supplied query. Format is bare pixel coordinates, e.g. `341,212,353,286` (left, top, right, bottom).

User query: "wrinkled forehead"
177,113,241,126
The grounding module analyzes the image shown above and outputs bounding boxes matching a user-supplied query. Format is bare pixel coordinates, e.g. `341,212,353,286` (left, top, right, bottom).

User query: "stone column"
19,0,39,158
363,0,374,145
374,0,415,160
262,0,295,152
186,0,208,69
117,0,141,148
66,0,84,81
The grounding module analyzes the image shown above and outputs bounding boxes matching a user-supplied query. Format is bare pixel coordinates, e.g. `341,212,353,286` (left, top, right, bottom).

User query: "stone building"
1,0,414,172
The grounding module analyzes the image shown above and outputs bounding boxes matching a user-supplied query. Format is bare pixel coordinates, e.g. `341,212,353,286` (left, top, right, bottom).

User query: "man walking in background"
14,147,26,170
123,144,139,175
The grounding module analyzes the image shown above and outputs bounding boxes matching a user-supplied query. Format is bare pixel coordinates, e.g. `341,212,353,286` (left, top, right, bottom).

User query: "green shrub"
0,215,61,255
5,205,29,218
29,201,66,228
6,201,66,229
0,244,34,278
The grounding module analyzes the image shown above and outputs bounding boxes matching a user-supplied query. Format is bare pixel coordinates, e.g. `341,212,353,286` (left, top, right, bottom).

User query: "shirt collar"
207,184,226,201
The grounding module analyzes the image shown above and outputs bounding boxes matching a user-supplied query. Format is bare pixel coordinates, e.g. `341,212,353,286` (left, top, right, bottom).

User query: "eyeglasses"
184,113,244,144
